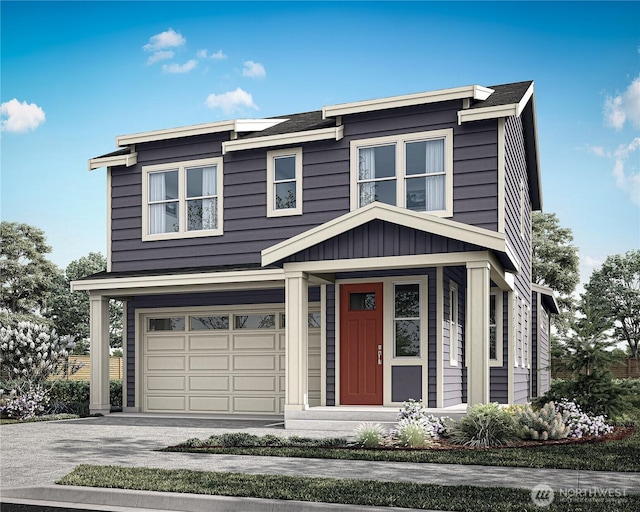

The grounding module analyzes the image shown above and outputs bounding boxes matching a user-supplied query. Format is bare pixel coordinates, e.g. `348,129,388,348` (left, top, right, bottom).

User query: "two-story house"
74,80,558,429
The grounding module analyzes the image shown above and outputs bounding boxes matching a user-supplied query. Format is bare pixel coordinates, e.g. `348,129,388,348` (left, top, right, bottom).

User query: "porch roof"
262,202,519,273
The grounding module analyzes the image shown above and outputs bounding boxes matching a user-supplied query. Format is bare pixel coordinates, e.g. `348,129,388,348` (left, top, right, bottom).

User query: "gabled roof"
262,202,518,272
531,283,560,314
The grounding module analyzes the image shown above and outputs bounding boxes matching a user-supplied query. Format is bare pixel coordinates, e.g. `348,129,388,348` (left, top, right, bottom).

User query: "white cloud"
146,50,174,65
584,144,605,157
604,76,640,130
1,99,45,133
162,59,198,74
143,28,186,52
205,87,258,114
612,137,640,205
197,49,227,60
242,60,266,78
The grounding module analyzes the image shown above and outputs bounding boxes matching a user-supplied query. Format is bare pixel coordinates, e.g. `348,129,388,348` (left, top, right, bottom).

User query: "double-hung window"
142,157,223,241
267,147,302,217
350,129,453,217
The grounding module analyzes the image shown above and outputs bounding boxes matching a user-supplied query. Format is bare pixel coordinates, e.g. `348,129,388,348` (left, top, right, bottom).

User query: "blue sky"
2,1,639,290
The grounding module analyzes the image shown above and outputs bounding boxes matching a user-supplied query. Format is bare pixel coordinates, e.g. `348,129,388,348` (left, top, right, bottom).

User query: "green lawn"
163,428,640,472
58,464,639,512
0,414,78,425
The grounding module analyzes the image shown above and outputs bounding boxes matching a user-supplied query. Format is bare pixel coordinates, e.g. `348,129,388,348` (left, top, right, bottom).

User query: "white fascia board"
458,82,536,124
88,152,137,171
234,118,288,132
71,268,285,292
116,120,237,146
322,85,494,119
222,126,344,154
262,202,506,266
531,283,560,314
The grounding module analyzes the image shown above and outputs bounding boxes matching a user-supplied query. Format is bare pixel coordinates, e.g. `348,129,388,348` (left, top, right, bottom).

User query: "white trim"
458,82,534,124
519,297,526,367
223,126,344,154
436,267,444,408
349,129,454,218
116,118,288,147
267,147,303,217
71,268,285,292
489,289,504,368
392,280,423,359
320,284,327,406
106,168,112,273
89,151,137,171
334,283,341,406
497,118,505,233
141,157,224,241
121,300,127,408
448,281,459,367
512,291,519,368
323,85,494,118
531,283,560,314
262,202,506,267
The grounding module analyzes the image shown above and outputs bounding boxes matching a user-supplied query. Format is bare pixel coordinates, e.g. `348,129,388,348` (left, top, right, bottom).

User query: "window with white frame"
449,283,458,365
267,147,302,217
489,291,504,366
524,305,530,368
512,291,519,367
394,282,421,357
142,157,223,241
350,129,453,217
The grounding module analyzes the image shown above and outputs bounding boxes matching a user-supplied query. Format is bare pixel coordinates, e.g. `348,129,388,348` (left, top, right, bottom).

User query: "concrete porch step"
285,405,467,432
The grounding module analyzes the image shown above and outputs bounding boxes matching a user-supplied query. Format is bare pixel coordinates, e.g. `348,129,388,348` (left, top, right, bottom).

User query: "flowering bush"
0,386,49,419
396,399,450,438
0,322,81,390
555,399,613,438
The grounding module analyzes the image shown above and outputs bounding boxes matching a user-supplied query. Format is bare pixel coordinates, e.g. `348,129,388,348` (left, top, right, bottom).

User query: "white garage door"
142,305,321,414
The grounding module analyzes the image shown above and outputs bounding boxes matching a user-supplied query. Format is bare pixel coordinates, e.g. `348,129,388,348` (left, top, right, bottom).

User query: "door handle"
377,345,382,365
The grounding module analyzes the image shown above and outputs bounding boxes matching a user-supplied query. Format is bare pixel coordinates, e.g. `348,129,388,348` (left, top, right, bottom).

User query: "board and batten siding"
110,101,500,273
504,115,533,403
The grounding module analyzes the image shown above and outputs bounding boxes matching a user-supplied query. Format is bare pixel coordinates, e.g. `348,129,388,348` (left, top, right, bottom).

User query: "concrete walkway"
0,415,636,511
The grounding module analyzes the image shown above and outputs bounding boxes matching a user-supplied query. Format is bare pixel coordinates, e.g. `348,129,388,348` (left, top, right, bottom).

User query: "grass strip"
58,464,639,512
163,429,640,472
0,414,79,425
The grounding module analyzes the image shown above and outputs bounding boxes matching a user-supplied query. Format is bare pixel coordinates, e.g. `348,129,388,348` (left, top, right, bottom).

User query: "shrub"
516,402,569,441
536,371,630,419
0,386,49,420
450,403,519,447
397,399,450,438
354,422,386,448
393,419,433,447
555,399,613,438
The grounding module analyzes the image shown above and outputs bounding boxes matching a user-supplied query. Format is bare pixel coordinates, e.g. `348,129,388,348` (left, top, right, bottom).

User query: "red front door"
340,282,383,405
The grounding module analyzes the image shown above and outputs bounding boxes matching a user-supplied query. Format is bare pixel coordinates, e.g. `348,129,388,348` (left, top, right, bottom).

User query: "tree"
0,222,61,320
584,250,640,358
531,212,580,330
45,252,123,352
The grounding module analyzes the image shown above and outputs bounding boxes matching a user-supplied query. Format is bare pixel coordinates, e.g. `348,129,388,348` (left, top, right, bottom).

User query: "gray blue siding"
326,284,336,406
489,292,509,403
110,102,500,272
442,266,466,407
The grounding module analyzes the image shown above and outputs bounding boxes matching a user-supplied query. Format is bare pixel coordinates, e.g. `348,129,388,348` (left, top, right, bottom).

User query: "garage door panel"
147,395,185,411
147,356,185,371
190,376,229,391
190,396,229,412
147,376,185,391
146,336,185,351
233,334,276,350
233,396,277,413
189,336,229,351
190,356,229,371
309,333,321,349
233,354,276,371
233,375,276,392
278,334,286,350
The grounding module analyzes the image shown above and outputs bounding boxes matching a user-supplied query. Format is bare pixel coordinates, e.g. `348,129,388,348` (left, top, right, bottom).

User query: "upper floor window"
350,129,453,217
267,147,303,217
142,157,223,241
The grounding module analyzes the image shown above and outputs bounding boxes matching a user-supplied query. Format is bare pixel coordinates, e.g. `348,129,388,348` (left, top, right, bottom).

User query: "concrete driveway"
1,414,637,511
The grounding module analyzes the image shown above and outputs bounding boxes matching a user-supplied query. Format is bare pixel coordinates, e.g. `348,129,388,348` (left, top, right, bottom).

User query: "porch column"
466,261,490,406
89,293,111,415
284,271,309,411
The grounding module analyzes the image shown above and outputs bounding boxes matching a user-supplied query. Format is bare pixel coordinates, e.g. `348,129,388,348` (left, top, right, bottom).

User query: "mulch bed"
171,426,634,452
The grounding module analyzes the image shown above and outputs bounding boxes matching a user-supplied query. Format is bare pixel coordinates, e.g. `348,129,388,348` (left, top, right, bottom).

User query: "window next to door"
394,282,421,357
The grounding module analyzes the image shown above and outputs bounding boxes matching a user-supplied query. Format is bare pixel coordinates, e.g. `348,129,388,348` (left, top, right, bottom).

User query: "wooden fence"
551,358,640,379
50,356,123,381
